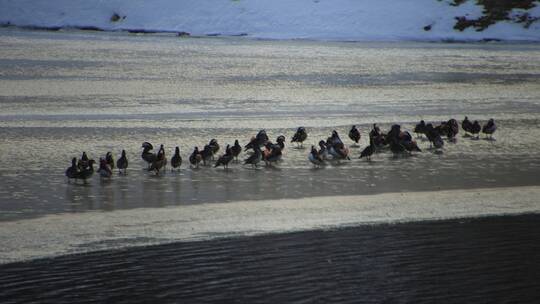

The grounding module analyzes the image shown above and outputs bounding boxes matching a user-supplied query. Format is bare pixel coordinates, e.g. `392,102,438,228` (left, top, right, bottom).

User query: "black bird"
308,145,324,167
482,118,497,139
414,120,427,137
81,151,89,162
245,130,269,151
360,139,375,161
231,140,242,162
148,145,167,175
208,139,220,159
446,119,459,140
369,123,381,139
75,159,95,183
291,127,307,148
434,121,447,137
65,157,78,181
471,120,481,139
256,130,269,145
369,124,386,148
244,145,262,168
189,147,202,168
389,138,406,156
244,137,258,151
426,123,444,149
105,152,115,170
171,146,182,171
78,152,90,170
276,135,286,150
386,124,410,155
200,145,214,166
117,150,128,174
141,142,157,168
386,124,401,142
330,130,343,146
462,116,473,136
348,125,361,146
214,145,234,169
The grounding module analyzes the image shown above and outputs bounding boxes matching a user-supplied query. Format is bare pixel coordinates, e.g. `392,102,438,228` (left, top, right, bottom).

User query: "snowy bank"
0,0,539,41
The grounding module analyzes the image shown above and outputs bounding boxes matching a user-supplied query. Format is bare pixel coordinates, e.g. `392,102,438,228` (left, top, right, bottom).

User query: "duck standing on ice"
65,157,78,182
308,145,324,167
482,118,497,139
391,126,421,154
360,139,375,161
75,159,95,183
200,144,214,166
78,152,90,170
462,116,473,136
98,158,113,178
425,123,444,150
141,142,157,169
189,147,202,168
348,125,361,147
244,145,262,168
105,152,115,170
149,145,167,175
208,139,220,160
171,146,182,171
214,145,234,170
414,120,427,138
263,142,282,166
445,119,459,141
117,149,128,174
318,140,329,161
276,135,286,150
245,130,269,151
291,127,307,148
471,120,481,139
328,130,350,161
369,124,386,149
231,140,242,162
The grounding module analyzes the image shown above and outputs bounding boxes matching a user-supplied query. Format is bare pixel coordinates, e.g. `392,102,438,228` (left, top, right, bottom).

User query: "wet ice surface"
2,186,540,263
1,29,540,263
1,120,540,221
2,29,540,303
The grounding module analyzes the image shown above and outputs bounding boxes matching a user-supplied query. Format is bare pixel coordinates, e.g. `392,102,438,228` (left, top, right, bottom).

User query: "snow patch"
0,0,539,41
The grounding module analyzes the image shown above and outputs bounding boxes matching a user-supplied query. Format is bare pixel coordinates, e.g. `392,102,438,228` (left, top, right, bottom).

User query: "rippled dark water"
1,214,539,303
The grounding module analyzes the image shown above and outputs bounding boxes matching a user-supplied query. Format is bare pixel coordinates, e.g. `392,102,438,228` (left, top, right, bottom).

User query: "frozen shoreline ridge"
2,186,540,263
1,0,539,42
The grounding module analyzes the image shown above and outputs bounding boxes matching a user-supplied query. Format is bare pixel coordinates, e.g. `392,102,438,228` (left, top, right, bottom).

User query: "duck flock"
65,117,497,183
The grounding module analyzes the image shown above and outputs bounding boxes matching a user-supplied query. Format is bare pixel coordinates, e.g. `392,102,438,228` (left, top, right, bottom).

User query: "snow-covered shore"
0,0,539,42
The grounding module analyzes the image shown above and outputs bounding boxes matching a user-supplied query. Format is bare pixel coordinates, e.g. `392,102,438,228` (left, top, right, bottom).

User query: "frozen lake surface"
1,28,540,302
1,29,540,221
